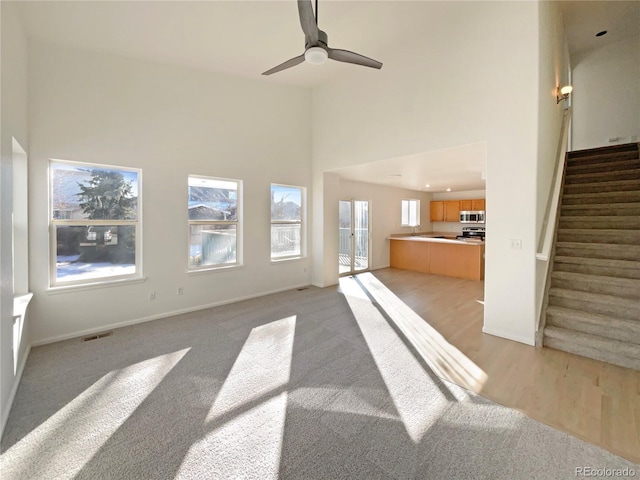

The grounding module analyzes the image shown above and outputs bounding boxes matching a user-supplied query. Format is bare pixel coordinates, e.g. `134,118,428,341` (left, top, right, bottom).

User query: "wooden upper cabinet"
430,201,444,222
459,200,472,211
472,199,486,210
444,201,460,222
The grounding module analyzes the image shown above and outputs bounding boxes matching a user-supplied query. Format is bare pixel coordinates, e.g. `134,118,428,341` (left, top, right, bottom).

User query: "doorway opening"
338,200,369,275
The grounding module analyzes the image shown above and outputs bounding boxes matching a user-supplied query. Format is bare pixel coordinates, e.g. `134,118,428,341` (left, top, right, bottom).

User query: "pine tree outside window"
50,160,142,287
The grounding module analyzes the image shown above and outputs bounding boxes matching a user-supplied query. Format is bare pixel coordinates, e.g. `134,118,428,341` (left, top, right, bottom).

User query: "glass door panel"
338,201,352,275
339,199,369,275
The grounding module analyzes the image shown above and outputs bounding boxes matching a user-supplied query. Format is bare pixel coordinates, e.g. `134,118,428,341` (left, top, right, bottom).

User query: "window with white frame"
188,176,241,269
401,199,420,227
271,184,304,259
50,161,141,286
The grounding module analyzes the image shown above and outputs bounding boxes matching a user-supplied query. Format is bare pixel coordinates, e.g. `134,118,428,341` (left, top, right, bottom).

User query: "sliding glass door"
339,200,369,275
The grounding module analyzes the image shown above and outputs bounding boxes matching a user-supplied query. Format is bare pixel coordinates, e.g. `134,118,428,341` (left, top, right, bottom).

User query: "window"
401,199,420,227
271,184,304,260
50,161,141,286
188,176,241,270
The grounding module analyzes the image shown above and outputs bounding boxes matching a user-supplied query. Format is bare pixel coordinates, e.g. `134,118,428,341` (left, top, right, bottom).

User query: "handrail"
536,107,572,260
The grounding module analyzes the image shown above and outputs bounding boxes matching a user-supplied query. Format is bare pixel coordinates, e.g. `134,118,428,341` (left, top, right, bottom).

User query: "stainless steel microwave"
459,210,485,224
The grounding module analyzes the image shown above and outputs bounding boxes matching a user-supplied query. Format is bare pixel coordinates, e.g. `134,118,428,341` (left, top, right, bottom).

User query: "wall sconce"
556,85,573,104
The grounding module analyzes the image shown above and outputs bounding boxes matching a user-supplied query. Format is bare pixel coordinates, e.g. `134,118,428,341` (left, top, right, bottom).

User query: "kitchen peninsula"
389,234,485,280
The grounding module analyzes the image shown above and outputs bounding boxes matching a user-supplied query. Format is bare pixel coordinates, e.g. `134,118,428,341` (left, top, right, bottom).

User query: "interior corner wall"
535,0,570,325
571,35,640,150
337,180,433,270
27,42,312,345
0,1,29,437
311,1,540,344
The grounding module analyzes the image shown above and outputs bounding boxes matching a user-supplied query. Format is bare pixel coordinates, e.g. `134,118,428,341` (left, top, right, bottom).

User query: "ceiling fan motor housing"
306,29,329,49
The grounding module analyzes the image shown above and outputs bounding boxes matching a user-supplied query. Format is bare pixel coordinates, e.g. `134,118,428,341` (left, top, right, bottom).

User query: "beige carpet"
1,275,638,479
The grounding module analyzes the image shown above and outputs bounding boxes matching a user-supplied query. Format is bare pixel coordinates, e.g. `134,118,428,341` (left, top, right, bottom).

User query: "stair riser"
565,170,640,185
556,231,640,244
562,192,640,205
559,217,640,229
551,277,640,299
561,205,640,216
568,149,639,164
548,296,640,321
553,262,640,280
566,160,640,175
546,314,640,344
555,245,640,261
563,182,640,194
543,337,640,370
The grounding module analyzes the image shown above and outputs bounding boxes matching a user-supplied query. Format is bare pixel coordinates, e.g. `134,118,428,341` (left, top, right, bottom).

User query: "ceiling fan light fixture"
305,46,328,65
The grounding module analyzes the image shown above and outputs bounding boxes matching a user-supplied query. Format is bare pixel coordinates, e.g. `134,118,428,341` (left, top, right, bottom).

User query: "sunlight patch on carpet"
0,348,190,479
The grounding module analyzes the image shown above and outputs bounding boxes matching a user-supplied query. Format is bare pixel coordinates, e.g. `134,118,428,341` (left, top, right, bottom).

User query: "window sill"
271,256,307,264
47,276,146,295
187,264,245,276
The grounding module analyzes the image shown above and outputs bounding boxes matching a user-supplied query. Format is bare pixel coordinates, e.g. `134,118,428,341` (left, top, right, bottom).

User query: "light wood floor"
370,268,640,464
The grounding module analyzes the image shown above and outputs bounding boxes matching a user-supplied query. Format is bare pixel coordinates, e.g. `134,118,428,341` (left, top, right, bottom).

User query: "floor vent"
83,331,114,342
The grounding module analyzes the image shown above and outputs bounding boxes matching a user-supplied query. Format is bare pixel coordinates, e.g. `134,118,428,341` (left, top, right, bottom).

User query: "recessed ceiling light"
596,30,607,37
425,184,430,188
446,188,451,192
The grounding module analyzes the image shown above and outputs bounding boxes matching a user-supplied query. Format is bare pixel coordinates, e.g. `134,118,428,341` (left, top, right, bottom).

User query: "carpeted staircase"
543,142,640,370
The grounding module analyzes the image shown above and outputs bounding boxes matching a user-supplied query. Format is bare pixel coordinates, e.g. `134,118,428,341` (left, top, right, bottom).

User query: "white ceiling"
14,1,640,194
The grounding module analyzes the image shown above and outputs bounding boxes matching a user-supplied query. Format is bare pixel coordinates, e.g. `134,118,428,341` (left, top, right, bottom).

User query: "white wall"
571,35,640,150
27,42,312,344
338,179,432,270
312,1,540,345
0,1,29,436
431,189,486,234
535,1,570,332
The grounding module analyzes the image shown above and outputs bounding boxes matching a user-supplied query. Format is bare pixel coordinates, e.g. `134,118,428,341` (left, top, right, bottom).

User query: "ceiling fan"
262,0,383,75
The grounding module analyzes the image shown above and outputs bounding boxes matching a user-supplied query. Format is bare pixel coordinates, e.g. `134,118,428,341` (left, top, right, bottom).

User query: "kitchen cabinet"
459,200,472,210
472,199,486,210
430,201,444,222
444,201,460,222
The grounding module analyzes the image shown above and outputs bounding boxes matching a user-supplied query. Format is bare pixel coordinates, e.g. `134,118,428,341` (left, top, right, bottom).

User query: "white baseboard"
1,344,31,440
31,282,311,346
482,326,535,346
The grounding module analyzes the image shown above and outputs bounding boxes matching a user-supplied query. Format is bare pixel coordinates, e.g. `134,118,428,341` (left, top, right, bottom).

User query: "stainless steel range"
456,226,485,241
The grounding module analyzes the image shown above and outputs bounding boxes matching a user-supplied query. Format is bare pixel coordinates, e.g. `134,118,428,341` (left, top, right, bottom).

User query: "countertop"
389,232,484,246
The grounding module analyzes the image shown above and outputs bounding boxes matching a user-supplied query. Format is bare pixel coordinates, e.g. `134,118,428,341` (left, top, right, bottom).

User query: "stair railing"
535,107,572,336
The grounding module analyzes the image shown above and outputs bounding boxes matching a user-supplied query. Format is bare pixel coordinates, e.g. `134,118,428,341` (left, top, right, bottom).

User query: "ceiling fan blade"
298,0,319,45
328,48,383,69
262,54,306,76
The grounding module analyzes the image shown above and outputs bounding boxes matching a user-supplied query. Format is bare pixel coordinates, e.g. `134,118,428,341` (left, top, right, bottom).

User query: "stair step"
556,228,640,245
563,178,640,194
543,326,640,370
554,256,640,280
555,242,640,261
568,145,638,161
564,168,640,185
546,306,640,345
562,190,640,205
566,158,640,175
561,203,640,217
548,287,640,321
558,216,640,229
551,271,640,299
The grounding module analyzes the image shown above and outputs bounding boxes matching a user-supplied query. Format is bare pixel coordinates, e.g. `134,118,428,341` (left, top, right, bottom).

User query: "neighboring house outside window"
188,175,241,270
401,199,420,227
271,184,305,260
50,161,141,287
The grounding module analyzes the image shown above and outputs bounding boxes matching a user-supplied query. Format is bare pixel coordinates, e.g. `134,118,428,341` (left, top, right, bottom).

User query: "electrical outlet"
177,287,184,295
149,291,156,300
510,239,522,250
